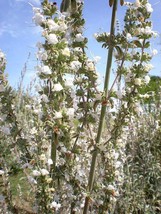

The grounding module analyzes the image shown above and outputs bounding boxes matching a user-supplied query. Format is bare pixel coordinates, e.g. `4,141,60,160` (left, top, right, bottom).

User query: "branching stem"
83,1,118,213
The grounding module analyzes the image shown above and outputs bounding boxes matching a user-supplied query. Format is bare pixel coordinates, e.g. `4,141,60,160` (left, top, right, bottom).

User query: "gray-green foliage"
114,109,161,213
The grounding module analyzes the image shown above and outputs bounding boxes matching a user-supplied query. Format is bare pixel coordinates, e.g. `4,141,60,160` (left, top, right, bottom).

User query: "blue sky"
0,0,161,88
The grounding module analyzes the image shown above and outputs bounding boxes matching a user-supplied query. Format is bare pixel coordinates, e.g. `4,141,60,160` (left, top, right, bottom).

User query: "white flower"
58,22,67,31
0,170,4,175
144,26,153,35
144,75,150,84
51,201,61,210
126,33,132,40
48,159,53,166
152,49,158,56
107,185,115,191
93,33,99,39
33,170,41,177
1,126,10,135
32,7,41,13
153,31,158,37
76,26,83,33
33,108,42,117
134,78,142,86
65,77,73,87
114,152,119,160
144,63,154,72
40,154,46,161
0,50,5,59
143,94,150,99
37,51,48,61
125,72,133,83
66,108,75,118
28,176,37,184
33,11,44,26
75,33,84,42
135,26,154,36
95,92,102,100
74,47,83,53
40,168,49,176
46,178,53,183
30,127,37,135
47,19,59,31
145,3,153,13
41,94,49,103
134,103,143,114
54,111,63,119
47,34,58,44
115,161,122,168
38,65,52,75
70,60,81,70
86,61,95,71
62,47,70,57
134,0,141,8
53,83,63,91
116,90,124,99
41,52,48,61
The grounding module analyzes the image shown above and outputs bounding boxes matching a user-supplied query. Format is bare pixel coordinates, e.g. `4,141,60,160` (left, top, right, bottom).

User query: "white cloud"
0,22,17,37
15,0,41,5
30,0,41,5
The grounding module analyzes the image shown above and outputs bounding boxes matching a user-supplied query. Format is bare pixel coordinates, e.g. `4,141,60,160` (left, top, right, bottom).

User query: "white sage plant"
0,0,160,213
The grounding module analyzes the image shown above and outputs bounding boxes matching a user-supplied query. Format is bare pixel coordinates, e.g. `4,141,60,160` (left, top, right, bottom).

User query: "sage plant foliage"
0,0,160,213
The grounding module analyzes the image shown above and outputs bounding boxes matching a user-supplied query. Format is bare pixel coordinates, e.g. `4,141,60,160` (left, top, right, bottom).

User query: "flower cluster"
31,0,101,212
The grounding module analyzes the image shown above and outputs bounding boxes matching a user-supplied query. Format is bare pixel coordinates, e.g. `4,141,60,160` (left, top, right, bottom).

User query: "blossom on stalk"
151,49,158,56
145,3,153,13
33,170,41,177
70,60,81,70
134,78,142,86
33,8,44,26
134,0,141,8
75,33,84,42
47,33,58,44
54,111,63,119
62,47,70,57
0,170,4,175
47,19,59,31
37,65,52,75
144,75,150,84
53,83,63,91
40,168,49,176
50,201,61,210
1,126,10,135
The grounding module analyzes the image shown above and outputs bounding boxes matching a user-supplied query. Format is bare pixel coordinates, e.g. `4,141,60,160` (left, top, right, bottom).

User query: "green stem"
83,1,118,213
50,132,57,174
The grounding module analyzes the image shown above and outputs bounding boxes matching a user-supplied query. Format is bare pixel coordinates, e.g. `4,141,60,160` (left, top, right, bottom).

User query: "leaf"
144,41,150,48
93,100,101,111
71,0,77,13
120,0,124,6
115,45,123,59
109,0,114,7
133,40,142,48
102,43,109,49
60,0,71,13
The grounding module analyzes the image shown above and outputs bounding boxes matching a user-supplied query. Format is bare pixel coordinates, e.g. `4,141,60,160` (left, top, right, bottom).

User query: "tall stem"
83,1,118,213
50,132,57,175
